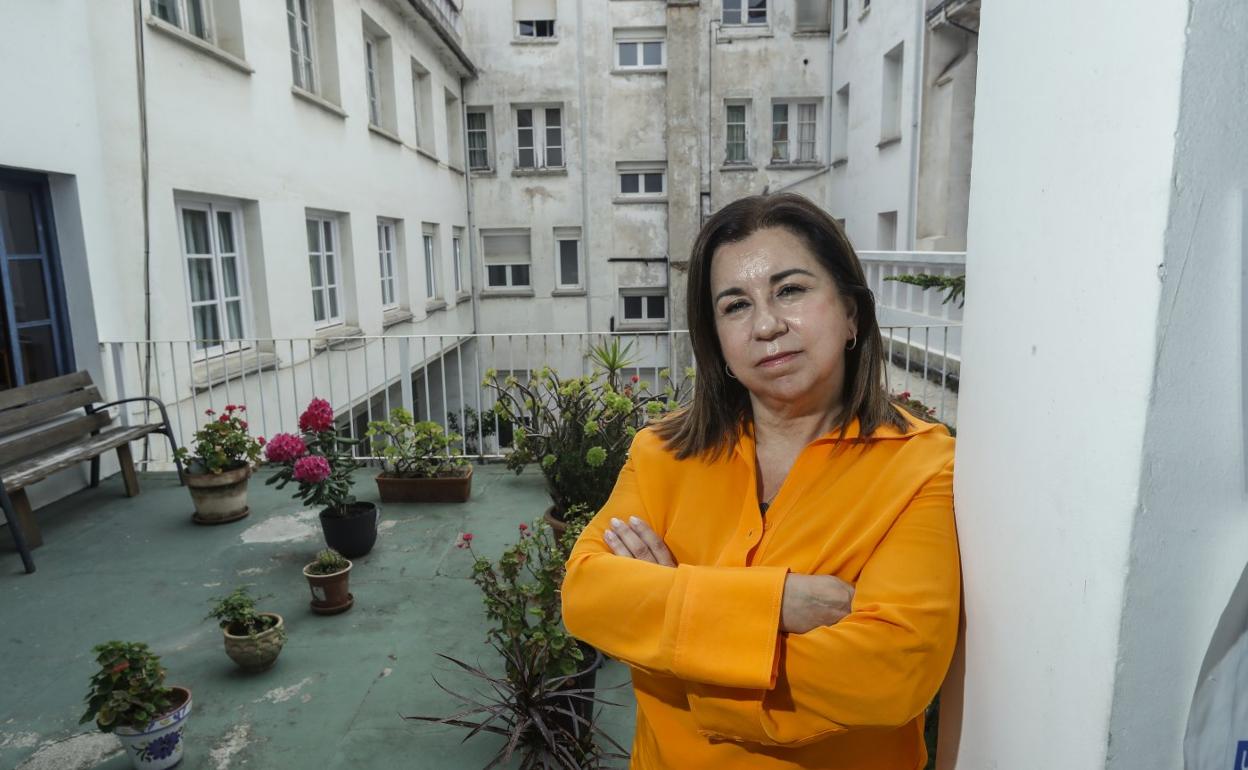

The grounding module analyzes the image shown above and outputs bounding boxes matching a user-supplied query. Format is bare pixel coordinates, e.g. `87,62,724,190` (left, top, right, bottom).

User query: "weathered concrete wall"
916,18,977,252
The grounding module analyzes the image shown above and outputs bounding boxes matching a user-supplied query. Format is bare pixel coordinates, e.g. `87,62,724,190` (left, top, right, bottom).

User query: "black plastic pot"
551,643,603,741
319,502,380,558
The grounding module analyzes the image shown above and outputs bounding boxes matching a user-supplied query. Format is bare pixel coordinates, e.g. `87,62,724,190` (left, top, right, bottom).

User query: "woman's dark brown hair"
651,192,911,461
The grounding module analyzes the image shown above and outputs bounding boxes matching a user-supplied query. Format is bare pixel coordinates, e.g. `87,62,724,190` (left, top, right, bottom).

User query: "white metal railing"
99,326,959,470
858,251,966,323
422,0,463,38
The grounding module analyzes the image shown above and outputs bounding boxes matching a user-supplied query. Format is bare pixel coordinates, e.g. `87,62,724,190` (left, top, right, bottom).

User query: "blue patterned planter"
114,686,192,770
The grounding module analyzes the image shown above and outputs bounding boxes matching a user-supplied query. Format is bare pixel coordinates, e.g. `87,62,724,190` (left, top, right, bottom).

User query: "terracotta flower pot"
374,466,473,503
187,464,252,525
222,613,286,671
113,686,192,770
303,559,354,615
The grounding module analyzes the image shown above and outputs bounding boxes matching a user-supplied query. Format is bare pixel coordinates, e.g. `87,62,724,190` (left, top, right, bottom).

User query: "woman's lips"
757,351,799,367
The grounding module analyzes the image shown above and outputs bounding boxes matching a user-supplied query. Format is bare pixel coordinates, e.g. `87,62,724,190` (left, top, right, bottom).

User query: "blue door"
0,171,74,390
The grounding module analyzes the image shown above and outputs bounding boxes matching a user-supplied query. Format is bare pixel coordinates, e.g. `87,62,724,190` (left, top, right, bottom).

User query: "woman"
562,193,959,769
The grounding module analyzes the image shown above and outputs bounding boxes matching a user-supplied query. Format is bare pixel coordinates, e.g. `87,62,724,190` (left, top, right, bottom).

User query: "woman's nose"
752,304,787,339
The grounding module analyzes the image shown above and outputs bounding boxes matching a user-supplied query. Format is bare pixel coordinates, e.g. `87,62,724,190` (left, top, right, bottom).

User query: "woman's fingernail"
611,518,624,528
629,516,643,527
604,530,617,541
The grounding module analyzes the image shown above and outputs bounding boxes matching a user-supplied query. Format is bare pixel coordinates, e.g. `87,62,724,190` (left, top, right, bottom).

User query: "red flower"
219,414,230,423
463,533,473,542
240,420,248,430
205,408,216,416
299,397,335,433
292,455,331,484
518,523,528,531
631,374,640,383
111,661,130,674
225,404,237,412
257,436,267,446
455,532,475,549
900,391,911,400
263,433,307,463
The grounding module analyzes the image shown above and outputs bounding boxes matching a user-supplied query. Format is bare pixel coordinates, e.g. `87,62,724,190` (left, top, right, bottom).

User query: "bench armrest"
88,396,175,431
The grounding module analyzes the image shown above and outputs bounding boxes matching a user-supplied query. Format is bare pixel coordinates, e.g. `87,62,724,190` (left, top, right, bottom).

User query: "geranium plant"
485,339,692,516
80,641,173,732
263,397,363,516
365,408,470,478
173,404,264,474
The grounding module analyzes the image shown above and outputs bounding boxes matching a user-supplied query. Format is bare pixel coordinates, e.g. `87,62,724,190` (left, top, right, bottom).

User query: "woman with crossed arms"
562,193,959,769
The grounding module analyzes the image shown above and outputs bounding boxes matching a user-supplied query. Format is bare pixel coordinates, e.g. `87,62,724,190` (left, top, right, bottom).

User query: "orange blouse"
562,407,959,769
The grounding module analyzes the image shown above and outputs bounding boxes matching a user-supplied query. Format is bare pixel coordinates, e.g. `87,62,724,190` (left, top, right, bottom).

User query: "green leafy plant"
447,406,499,455
885,273,965,308
263,397,363,516
80,642,173,733
206,586,282,638
366,408,470,478
306,548,351,576
174,404,264,474
484,339,692,516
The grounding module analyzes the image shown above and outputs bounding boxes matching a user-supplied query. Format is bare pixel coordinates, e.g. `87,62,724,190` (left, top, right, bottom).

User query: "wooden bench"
0,371,185,574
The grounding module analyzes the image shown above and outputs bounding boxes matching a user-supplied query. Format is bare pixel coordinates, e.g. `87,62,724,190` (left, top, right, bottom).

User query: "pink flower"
299,398,335,433
205,408,216,416
518,522,528,531
239,420,248,430
900,391,911,400
219,414,230,423
292,455,331,484
257,436,267,447
631,375,639,383
263,433,307,463
455,532,474,549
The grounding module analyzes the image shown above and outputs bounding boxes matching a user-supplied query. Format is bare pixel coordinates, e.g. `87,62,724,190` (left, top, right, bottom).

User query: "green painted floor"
0,465,636,769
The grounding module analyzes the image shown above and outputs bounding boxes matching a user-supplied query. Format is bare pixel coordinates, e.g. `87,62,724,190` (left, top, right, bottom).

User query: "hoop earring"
724,362,737,380
846,336,857,351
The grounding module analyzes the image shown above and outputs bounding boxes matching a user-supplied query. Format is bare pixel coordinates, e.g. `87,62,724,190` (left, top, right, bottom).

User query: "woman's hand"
781,573,855,634
603,517,678,567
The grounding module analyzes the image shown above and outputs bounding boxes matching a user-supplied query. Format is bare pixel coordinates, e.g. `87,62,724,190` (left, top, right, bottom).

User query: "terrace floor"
0,465,636,769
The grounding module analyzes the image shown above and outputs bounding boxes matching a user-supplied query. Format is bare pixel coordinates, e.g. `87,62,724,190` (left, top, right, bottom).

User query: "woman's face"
709,227,858,417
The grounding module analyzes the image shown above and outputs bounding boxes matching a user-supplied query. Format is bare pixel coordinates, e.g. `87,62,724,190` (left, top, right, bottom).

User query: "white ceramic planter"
113,686,192,770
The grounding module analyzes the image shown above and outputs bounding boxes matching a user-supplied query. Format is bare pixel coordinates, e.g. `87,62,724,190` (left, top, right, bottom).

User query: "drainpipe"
906,0,925,249
460,75,479,338
132,0,154,460
576,0,592,332
826,8,836,208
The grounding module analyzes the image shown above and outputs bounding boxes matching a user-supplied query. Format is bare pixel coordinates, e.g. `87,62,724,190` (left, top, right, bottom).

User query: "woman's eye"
724,301,746,314
778,284,806,298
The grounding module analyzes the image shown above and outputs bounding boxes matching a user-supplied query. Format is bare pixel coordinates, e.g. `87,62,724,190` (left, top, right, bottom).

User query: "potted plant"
302,548,354,615
366,408,473,503
265,397,380,558
406,517,625,768
80,641,192,770
206,586,286,671
484,339,692,534
446,405,499,456
175,404,264,525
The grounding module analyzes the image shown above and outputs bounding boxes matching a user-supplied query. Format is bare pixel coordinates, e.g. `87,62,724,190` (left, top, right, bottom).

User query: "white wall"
946,0,1188,767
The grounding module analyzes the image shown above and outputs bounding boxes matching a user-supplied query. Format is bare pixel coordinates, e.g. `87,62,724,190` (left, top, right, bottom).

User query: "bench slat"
0,412,113,468
0,371,93,413
0,386,102,437
0,424,165,491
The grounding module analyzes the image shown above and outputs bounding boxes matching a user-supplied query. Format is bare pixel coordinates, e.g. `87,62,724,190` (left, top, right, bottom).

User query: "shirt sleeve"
684,457,960,747
561,435,790,690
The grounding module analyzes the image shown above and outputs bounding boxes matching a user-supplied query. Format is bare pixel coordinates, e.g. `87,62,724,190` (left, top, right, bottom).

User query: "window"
862,0,870,11
615,28,665,70
877,211,898,251
152,0,210,40
453,228,466,293
795,0,830,31
445,90,463,167
554,227,582,289
482,229,532,289
833,84,849,163
422,223,440,300
514,0,556,37
378,219,398,309
881,42,904,142
723,0,767,25
725,101,750,164
771,100,820,163
514,106,563,170
306,215,342,326
364,38,380,125
840,0,849,33
617,162,666,199
178,200,250,353
288,0,340,103
411,60,434,152
466,108,493,171
620,289,668,327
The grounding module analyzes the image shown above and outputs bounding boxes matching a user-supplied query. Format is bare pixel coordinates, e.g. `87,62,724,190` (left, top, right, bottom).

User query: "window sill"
719,163,757,173
859,5,871,20
292,86,347,119
511,167,568,177
717,26,774,40
412,144,441,164
448,163,465,176
876,134,902,149
312,324,365,351
425,299,448,314
145,16,253,74
616,322,668,332
455,290,472,302
793,28,831,37
767,161,826,170
382,308,413,329
551,288,586,297
614,195,667,204
470,168,496,177
191,349,278,391
512,37,560,45
836,29,849,42
831,157,848,168
611,68,667,76
480,288,535,298
369,124,404,145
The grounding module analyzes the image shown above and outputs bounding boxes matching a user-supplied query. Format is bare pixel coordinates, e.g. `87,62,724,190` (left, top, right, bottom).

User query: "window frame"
176,198,253,359
452,228,466,294
377,219,399,310
771,99,821,164
614,29,666,71
422,224,441,301
152,0,214,42
481,229,532,289
513,105,565,171
306,214,343,328
616,162,667,200
722,0,768,26
724,100,751,165
287,0,318,93
618,288,668,329
364,34,381,127
466,108,493,171
554,227,583,290
516,19,556,38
